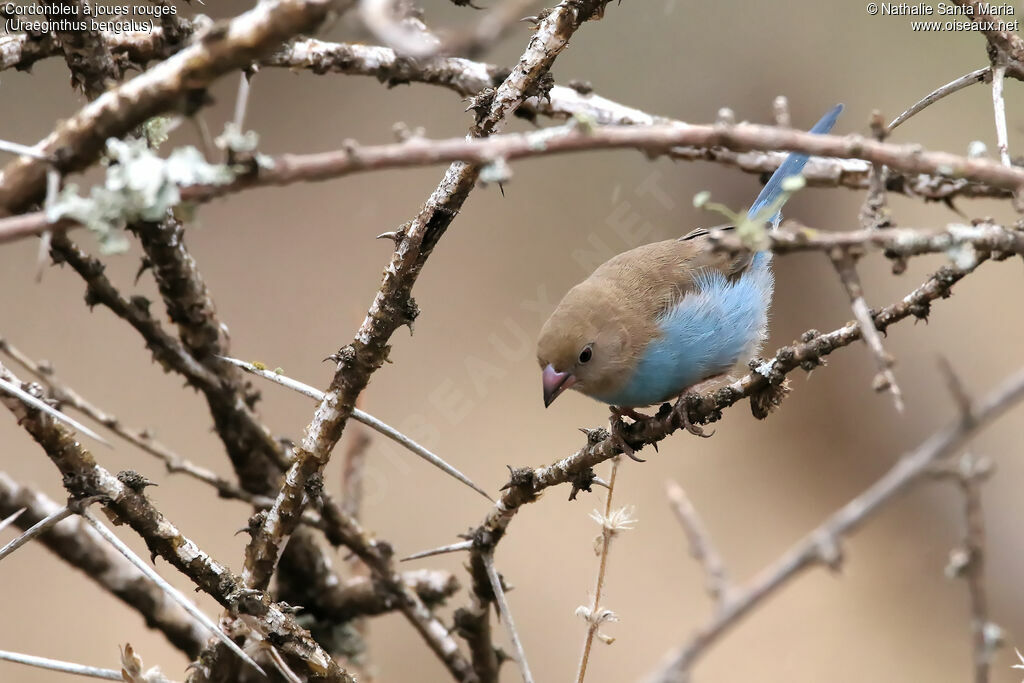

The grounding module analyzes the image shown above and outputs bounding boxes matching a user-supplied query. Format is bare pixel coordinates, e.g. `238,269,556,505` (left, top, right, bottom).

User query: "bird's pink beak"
542,364,576,408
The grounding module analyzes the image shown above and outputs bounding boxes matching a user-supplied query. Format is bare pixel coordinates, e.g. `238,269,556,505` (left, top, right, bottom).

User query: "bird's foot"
675,393,714,438
608,406,651,462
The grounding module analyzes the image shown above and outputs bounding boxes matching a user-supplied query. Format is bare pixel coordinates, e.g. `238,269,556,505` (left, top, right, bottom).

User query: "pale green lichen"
46,137,236,254
215,122,260,154
142,116,174,149
480,158,512,185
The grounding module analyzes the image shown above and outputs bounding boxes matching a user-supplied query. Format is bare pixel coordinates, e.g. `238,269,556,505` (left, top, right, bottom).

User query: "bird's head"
536,285,636,407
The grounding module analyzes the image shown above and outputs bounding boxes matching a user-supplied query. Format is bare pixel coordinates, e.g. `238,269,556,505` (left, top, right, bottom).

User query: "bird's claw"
608,407,647,462
676,395,714,438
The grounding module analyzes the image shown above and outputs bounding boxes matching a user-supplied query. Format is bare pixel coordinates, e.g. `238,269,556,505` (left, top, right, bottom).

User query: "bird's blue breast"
593,255,774,407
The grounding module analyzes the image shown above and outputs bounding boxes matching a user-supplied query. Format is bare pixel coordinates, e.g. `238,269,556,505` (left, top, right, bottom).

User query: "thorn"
401,540,473,561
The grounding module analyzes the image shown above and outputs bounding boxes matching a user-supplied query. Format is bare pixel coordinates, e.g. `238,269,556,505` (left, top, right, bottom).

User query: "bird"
536,104,843,452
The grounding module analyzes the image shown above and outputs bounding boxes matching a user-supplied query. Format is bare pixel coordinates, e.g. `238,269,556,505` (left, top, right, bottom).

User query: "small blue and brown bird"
537,104,843,451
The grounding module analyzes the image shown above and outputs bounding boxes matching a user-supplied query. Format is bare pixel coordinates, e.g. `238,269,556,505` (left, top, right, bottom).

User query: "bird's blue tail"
746,103,843,224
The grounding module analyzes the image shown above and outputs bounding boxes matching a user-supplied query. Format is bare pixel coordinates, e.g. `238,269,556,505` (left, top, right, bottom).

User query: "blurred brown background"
3,1,1024,681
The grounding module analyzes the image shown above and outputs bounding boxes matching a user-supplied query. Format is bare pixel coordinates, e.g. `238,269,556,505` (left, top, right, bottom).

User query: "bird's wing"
590,237,751,322
678,225,754,280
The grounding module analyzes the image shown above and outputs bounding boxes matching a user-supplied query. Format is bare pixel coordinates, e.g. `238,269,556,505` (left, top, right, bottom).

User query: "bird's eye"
578,345,593,364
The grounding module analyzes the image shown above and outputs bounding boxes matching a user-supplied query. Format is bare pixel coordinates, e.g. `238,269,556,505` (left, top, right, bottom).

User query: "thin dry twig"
402,539,474,561
0,503,75,563
707,220,1024,258
483,551,534,683
0,138,51,161
219,355,491,500
0,649,125,681
0,506,25,533
665,481,731,607
888,67,991,131
646,364,1024,682
0,374,111,446
829,250,904,412
991,55,1011,167
576,457,626,683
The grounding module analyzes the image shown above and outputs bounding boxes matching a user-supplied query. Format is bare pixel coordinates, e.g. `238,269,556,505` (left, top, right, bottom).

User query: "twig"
576,457,625,683
360,0,441,58
167,120,1024,199
665,481,731,607
361,0,537,59
707,220,1024,258
0,374,111,446
990,55,1011,167
402,539,474,561
932,366,998,683
0,506,25,533
234,71,252,132
483,551,534,683
0,649,124,681
219,355,491,500
126,213,360,676
0,138,51,161
340,416,372,522
859,111,891,231
829,250,904,412
645,364,1024,682
129,216,289,492
888,67,991,131
315,569,461,621
0,503,75,563
82,510,267,677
